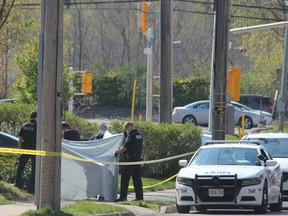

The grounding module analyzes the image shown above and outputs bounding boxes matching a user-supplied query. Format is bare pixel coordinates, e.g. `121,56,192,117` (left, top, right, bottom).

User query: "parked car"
172,100,266,129
175,141,282,214
231,101,273,125
0,132,18,148
241,132,288,201
201,132,212,145
239,94,274,113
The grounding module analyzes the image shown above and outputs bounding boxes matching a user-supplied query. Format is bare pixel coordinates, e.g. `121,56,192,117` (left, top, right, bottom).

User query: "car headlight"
177,177,193,186
242,177,261,186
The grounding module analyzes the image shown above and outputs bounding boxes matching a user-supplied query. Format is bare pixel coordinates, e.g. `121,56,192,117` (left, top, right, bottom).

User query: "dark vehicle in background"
239,94,273,113
0,132,18,148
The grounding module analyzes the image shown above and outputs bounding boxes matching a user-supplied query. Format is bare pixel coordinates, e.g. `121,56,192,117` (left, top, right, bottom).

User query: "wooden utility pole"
160,0,172,123
39,0,63,212
212,0,231,140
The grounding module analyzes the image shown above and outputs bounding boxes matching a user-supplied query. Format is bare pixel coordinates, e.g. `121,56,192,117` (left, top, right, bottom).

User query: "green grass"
62,201,126,215
0,181,33,204
118,175,176,193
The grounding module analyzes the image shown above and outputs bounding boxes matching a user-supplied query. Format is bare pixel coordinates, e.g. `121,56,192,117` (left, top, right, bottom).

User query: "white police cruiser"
242,132,288,201
175,141,282,214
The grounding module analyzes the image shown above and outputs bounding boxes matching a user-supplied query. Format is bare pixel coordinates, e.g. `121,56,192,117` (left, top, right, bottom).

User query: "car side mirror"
266,160,277,166
179,159,188,167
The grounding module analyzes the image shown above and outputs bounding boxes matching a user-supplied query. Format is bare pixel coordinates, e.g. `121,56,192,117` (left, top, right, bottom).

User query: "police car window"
273,139,288,158
261,139,278,154
191,148,220,165
191,147,258,166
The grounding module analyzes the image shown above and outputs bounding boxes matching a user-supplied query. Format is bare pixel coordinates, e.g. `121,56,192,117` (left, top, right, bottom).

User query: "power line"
174,9,285,22
175,0,283,11
21,1,285,22
22,0,284,12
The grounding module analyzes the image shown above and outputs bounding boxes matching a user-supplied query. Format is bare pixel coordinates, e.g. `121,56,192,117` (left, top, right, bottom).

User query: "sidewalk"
0,190,176,216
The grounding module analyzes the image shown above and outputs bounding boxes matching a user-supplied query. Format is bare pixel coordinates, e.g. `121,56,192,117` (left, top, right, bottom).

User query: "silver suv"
242,132,288,201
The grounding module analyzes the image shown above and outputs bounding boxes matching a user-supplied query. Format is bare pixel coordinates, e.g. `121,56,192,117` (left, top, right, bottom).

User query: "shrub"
110,121,202,177
0,103,36,136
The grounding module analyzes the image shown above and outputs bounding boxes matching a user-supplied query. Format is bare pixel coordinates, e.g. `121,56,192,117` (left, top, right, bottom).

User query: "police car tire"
270,192,282,212
176,203,190,214
195,206,207,212
254,183,268,214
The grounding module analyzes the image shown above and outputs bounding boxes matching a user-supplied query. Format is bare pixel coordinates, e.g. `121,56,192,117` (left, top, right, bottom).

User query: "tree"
0,0,37,99
231,0,285,97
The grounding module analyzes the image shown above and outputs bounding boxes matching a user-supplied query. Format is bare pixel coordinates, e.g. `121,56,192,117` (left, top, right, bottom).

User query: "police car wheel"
254,183,268,214
270,192,282,212
176,203,190,214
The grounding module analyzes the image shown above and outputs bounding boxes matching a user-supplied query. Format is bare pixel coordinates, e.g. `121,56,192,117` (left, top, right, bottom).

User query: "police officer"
62,122,81,141
14,111,37,193
114,121,144,201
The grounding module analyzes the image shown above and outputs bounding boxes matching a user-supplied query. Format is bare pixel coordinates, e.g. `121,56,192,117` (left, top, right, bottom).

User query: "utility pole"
160,0,172,123
39,0,63,212
278,1,288,132
212,0,231,140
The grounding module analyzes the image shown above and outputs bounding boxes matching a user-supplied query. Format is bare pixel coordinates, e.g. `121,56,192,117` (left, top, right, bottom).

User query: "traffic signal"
141,1,151,36
82,72,93,94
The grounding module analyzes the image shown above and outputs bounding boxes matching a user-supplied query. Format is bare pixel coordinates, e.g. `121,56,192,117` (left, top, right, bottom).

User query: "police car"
242,132,288,201
175,141,283,214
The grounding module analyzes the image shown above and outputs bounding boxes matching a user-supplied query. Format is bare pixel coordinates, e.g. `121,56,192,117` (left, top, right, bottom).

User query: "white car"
175,142,282,214
242,132,288,201
231,101,273,125
172,100,267,129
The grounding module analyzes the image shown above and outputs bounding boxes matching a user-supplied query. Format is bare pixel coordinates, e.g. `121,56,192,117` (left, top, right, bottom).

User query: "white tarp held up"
61,133,123,201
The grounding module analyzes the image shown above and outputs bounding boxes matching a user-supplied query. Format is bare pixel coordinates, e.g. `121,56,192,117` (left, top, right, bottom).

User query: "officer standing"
114,121,144,201
14,111,37,193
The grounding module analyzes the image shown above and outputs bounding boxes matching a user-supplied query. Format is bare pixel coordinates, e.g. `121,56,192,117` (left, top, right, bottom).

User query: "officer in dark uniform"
14,111,37,193
62,122,81,141
114,121,143,201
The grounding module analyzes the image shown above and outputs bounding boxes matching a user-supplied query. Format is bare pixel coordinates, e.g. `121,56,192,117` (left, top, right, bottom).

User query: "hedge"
73,74,210,108
109,121,202,177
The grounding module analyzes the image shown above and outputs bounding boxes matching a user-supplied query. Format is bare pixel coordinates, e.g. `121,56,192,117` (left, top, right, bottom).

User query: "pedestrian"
114,121,144,201
62,122,81,141
14,111,37,193
90,123,112,140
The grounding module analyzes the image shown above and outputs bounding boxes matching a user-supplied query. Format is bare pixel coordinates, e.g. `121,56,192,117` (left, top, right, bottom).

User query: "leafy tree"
14,40,73,104
0,0,34,98
231,0,284,97
14,39,38,104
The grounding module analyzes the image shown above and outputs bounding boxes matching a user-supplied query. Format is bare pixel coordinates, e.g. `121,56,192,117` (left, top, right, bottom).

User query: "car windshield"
257,138,288,158
190,147,260,166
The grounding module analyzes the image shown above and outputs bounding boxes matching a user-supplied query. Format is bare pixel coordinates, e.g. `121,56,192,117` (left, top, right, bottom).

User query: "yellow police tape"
129,173,178,189
0,147,196,166
0,147,193,189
